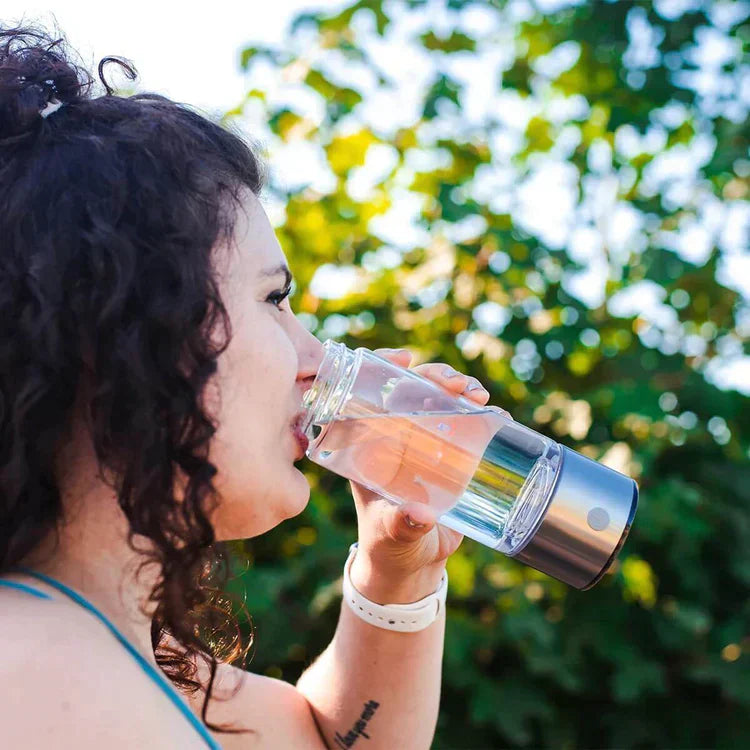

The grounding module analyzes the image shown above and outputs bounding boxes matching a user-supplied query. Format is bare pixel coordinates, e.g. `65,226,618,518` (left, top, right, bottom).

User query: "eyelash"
267,286,291,311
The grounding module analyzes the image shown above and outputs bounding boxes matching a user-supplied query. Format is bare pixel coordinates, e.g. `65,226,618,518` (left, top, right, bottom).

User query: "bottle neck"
300,340,359,438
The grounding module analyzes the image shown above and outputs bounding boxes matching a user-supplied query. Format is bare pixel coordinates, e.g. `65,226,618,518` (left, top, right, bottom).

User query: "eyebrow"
259,263,293,288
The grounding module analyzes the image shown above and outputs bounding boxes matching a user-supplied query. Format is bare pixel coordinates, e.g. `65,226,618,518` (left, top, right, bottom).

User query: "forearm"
296,556,446,750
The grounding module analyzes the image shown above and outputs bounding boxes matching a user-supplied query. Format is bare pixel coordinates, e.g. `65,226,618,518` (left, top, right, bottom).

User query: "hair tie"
29,78,64,119
40,98,64,118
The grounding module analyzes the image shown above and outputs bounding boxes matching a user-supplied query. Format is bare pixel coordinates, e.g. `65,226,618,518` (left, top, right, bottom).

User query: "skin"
0,188,496,748
5,189,323,665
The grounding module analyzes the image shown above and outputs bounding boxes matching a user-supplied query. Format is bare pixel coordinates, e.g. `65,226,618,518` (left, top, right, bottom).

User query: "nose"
296,325,325,386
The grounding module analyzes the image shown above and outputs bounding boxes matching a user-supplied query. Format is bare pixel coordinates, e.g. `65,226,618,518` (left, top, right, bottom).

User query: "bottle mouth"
300,340,360,441
498,445,561,555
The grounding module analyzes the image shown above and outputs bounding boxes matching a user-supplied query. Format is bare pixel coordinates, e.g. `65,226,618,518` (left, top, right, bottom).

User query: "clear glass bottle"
301,340,638,590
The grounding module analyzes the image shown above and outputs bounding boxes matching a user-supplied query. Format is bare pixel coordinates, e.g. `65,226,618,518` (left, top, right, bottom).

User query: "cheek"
213,315,279,403
206,319,298,468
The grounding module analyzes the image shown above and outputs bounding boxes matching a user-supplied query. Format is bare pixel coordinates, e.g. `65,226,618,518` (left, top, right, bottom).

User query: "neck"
20,486,162,668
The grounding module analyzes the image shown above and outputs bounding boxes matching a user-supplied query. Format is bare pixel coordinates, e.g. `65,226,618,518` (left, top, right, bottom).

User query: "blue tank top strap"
7,566,222,750
0,579,52,599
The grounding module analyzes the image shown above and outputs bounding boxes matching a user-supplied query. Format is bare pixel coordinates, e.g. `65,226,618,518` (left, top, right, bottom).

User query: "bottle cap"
510,446,638,589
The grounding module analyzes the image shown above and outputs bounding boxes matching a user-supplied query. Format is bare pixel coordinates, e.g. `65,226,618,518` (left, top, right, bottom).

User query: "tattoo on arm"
332,699,380,748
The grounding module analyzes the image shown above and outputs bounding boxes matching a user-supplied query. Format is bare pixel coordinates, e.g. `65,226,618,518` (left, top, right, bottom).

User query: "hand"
347,347,508,602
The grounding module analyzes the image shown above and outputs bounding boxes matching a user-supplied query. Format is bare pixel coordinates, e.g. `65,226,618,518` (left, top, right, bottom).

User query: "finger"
411,362,469,391
463,377,491,404
486,404,514,420
411,363,490,403
373,347,412,366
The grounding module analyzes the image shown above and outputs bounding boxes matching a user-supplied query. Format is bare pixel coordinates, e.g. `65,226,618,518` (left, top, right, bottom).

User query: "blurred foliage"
217,1,749,747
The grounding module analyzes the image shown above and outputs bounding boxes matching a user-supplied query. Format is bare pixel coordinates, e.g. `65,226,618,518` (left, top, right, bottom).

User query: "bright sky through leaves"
4,0,748,392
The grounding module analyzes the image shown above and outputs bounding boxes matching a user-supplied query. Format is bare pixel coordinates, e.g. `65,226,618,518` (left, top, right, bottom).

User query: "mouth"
291,413,309,461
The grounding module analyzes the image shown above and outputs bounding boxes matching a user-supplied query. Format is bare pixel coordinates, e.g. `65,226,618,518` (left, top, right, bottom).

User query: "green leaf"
612,660,667,702
422,73,462,119
223,2,750,747
420,30,476,53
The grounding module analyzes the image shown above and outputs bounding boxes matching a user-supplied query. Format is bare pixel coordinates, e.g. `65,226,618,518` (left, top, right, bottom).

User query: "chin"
260,465,311,528
285,467,312,516
211,472,311,541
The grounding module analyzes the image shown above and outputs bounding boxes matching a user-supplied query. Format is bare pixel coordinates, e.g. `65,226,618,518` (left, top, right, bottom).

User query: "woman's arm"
295,349,487,750
295,552,447,750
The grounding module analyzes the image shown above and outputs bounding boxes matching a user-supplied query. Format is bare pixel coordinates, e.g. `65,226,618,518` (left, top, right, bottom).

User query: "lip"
291,424,309,461
291,408,309,461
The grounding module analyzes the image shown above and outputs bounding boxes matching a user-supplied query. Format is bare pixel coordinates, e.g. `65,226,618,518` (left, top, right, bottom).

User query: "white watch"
342,542,448,633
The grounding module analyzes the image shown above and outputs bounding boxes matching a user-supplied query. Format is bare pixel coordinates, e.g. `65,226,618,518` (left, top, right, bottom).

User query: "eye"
267,286,291,311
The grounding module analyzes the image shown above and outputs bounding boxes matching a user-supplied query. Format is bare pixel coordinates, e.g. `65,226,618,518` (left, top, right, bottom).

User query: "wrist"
349,547,447,605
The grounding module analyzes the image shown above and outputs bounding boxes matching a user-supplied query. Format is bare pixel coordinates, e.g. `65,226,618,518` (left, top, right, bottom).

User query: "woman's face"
205,189,324,541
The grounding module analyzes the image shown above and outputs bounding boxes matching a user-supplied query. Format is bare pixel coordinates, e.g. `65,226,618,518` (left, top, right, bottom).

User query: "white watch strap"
342,542,448,633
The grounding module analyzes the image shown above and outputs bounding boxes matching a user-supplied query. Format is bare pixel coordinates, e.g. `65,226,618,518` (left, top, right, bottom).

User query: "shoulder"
0,592,328,749
0,583,120,665
182,652,328,750
0,593,208,749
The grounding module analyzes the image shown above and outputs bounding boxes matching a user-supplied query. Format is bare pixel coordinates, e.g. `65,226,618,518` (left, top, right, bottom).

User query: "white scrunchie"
40,98,64,119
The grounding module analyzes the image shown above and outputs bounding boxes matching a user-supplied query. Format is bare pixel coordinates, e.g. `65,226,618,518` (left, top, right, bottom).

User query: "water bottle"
300,340,638,590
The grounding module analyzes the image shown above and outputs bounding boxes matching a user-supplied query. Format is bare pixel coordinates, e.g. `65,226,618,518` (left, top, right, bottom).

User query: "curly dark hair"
0,21,270,738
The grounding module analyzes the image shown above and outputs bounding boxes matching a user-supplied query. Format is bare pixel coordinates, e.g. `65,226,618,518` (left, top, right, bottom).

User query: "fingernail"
405,515,425,528
442,367,461,378
487,405,512,418
466,382,487,392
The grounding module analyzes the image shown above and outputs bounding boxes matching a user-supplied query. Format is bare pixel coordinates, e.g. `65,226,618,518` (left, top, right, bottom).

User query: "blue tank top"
0,567,222,750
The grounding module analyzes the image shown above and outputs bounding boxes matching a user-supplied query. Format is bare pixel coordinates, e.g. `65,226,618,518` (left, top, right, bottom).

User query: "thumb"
386,502,439,543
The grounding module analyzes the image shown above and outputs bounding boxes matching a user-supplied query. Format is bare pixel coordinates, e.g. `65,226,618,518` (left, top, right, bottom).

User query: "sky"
2,2,346,114
3,1,749,395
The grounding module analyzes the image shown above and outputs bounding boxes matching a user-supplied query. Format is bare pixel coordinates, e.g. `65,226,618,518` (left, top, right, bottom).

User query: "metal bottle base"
509,446,639,589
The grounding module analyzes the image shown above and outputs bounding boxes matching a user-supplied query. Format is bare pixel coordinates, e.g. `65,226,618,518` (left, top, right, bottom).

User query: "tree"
214,1,750,747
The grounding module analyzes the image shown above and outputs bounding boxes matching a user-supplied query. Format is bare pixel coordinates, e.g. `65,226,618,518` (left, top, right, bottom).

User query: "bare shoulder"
0,591,328,749
183,653,328,750
0,593,207,749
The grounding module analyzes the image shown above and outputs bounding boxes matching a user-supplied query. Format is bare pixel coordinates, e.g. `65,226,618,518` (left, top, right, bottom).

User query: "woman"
0,24,493,749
